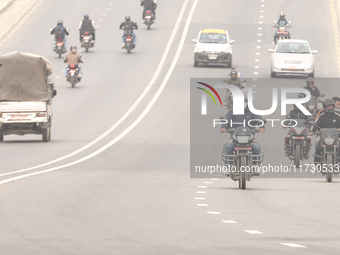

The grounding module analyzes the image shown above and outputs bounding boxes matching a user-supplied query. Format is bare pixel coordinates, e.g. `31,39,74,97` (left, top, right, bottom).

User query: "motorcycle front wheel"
326,154,333,182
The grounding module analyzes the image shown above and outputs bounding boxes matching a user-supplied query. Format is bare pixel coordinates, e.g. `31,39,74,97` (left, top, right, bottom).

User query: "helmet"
279,12,285,18
306,77,314,86
70,45,77,51
57,20,63,26
323,98,335,113
125,16,131,21
84,14,89,19
230,70,237,77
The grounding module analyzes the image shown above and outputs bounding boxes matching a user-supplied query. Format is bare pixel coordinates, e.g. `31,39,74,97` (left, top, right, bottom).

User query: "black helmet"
57,20,63,26
70,45,77,51
125,16,131,21
84,14,89,19
306,77,314,86
279,12,285,19
323,98,335,113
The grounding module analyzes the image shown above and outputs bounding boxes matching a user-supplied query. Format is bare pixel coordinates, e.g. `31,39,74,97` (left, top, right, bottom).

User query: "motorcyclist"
333,96,340,112
283,104,312,159
303,77,320,98
50,20,69,49
119,16,138,49
220,94,265,165
78,14,96,46
309,99,340,168
64,46,83,81
273,12,291,43
225,70,245,103
228,68,243,79
141,0,157,22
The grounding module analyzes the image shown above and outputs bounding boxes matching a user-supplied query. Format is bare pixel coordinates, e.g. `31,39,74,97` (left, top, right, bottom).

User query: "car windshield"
199,33,228,44
276,42,311,54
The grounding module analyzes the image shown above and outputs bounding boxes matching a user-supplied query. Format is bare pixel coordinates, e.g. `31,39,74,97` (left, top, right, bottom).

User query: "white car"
268,39,317,78
192,29,234,67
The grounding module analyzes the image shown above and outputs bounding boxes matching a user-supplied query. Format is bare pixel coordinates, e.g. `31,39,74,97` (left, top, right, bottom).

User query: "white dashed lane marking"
210,178,219,180
197,186,207,188
197,204,208,207
207,211,221,215
222,220,238,224
203,182,212,184
281,243,306,248
244,230,263,235
195,197,205,200
196,191,206,194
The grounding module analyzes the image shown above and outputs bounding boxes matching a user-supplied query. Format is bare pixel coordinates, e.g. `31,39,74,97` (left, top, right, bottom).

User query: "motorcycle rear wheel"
326,154,333,182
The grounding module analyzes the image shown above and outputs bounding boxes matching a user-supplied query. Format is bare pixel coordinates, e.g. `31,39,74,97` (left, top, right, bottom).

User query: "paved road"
0,0,339,254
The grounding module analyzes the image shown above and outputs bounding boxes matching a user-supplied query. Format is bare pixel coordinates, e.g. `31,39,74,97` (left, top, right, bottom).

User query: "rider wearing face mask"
220,93,265,162
309,98,340,166
332,97,340,112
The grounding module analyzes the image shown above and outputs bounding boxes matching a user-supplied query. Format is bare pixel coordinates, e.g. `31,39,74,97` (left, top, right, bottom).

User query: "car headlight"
302,60,314,64
237,136,250,144
324,138,335,145
196,47,203,53
308,105,315,110
272,58,282,63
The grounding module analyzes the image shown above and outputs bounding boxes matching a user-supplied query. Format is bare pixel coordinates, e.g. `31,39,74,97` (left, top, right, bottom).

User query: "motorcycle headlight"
308,105,315,110
324,138,335,145
237,136,250,144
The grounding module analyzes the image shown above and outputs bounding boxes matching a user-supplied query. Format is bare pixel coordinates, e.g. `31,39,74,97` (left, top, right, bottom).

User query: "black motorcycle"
144,10,154,29
66,64,81,88
124,33,135,53
54,38,67,58
283,119,311,167
222,126,263,189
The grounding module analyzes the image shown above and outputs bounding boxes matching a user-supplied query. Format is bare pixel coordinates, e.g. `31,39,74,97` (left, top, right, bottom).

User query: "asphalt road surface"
0,0,339,254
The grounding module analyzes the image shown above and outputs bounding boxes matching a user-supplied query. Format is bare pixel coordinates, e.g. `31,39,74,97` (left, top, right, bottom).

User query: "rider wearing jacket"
303,77,320,98
273,12,291,43
309,99,340,165
79,14,96,45
120,16,138,48
220,94,265,164
141,0,157,21
51,20,69,48
225,70,245,103
64,46,83,80
283,105,312,159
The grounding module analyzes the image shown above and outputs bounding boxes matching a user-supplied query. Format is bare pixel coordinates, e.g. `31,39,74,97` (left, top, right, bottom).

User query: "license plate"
57,43,63,46
289,66,297,70
234,147,252,150
145,16,151,19
292,136,305,139
208,54,217,60
126,38,132,41
10,115,29,120
70,70,76,73
84,36,89,40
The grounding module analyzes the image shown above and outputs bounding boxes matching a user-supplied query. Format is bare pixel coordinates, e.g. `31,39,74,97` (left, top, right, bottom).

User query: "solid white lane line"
244,230,263,234
222,220,237,224
207,211,221,215
197,186,207,188
195,197,205,200
281,243,306,248
203,182,212,184
0,0,193,179
197,204,208,206
196,191,206,194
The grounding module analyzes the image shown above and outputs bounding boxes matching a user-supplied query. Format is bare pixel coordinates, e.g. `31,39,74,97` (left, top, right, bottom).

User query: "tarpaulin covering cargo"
0,51,54,101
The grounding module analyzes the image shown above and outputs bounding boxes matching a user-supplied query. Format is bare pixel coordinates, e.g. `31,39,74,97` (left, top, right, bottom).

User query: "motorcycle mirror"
50,28,53,32
67,29,70,32
192,39,197,44
52,90,57,97
268,49,274,53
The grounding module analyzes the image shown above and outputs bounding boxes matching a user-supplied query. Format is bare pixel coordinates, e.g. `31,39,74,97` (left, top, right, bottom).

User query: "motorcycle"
224,79,247,111
307,119,340,182
273,21,291,44
283,119,311,167
66,64,81,88
81,32,94,52
124,33,135,53
54,38,67,58
144,10,154,29
300,94,324,117
222,126,264,189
